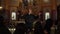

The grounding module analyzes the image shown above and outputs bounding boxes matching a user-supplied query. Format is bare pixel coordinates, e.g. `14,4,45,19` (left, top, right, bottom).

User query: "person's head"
28,9,32,15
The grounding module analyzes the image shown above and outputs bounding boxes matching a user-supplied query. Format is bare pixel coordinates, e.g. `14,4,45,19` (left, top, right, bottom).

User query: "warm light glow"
28,0,30,2
28,0,33,3
0,6,3,10
45,12,50,20
43,0,49,3
11,12,16,20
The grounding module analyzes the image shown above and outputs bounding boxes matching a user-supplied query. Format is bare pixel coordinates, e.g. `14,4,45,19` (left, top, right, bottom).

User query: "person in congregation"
44,18,53,34
22,10,38,34
34,19,44,34
0,15,11,34
17,10,22,21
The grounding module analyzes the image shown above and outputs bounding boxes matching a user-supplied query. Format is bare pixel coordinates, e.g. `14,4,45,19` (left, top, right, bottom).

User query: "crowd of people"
0,10,57,34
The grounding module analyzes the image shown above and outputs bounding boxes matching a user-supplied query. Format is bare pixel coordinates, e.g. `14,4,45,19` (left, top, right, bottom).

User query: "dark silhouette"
34,20,44,34
57,5,60,20
23,14,38,34
14,23,26,34
55,20,58,25
54,20,58,29
17,11,22,21
44,18,53,34
0,15,11,34
57,5,60,34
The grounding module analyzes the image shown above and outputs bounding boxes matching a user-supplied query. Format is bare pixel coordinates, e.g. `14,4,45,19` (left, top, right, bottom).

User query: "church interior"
0,0,60,34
